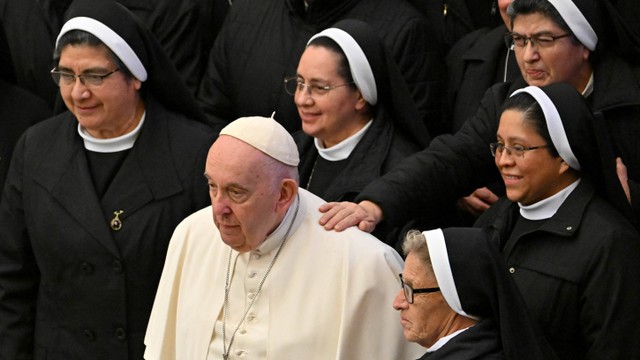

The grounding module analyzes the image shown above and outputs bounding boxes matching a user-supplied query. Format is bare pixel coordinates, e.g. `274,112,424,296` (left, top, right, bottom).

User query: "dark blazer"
418,319,505,360
0,79,51,198
0,98,214,359
445,24,520,132
476,180,640,360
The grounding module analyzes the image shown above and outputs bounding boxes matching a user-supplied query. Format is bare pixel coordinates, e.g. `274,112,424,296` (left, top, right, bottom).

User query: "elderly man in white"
144,115,422,359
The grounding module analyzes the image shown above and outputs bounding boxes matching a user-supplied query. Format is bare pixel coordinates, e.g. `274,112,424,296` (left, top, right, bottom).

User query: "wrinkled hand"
456,187,499,217
318,200,382,233
616,157,631,203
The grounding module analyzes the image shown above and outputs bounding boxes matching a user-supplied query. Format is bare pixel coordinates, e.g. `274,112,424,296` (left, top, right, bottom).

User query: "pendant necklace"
222,194,300,359
305,156,319,189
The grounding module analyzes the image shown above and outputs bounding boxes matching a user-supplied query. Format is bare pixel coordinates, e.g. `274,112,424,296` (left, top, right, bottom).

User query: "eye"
228,188,247,203
60,72,76,82
535,35,554,45
83,73,103,84
311,84,331,96
511,144,526,154
511,35,525,46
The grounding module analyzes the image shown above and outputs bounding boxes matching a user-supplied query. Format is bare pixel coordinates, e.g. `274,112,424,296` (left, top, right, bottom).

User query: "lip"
299,111,321,122
525,68,546,79
502,174,522,186
75,104,99,115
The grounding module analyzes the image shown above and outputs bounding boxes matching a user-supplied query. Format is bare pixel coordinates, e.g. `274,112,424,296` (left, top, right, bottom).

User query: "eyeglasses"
284,76,354,98
50,68,120,87
490,142,548,158
505,32,571,49
399,274,440,304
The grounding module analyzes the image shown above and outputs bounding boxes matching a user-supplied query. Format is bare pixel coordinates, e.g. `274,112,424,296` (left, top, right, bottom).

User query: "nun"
393,227,556,359
476,83,640,359
291,19,441,245
0,0,214,358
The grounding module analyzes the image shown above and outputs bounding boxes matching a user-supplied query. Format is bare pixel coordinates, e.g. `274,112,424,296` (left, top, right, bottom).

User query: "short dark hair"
507,0,580,47
306,37,356,89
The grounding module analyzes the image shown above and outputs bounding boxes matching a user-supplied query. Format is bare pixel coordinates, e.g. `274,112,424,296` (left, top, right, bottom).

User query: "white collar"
426,326,473,353
519,179,581,220
78,111,146,153
582,72,594,98
314,119,372,161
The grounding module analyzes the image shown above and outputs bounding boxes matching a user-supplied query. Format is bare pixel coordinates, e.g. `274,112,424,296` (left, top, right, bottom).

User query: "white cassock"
144,188,423,359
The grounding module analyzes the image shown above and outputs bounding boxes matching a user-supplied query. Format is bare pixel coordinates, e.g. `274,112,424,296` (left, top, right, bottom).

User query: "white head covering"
424,229,480,320
547,0,598,51
307,28,377,105
219,114,300,166
57,17,148,81
511,86,581,171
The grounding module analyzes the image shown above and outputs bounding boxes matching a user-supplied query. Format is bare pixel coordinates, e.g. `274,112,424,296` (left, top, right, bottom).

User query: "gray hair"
402,230,433,272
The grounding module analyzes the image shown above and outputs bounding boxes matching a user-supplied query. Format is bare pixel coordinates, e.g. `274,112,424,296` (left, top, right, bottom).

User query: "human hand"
456,187,499,217
616,157,631,203
318,200,382,233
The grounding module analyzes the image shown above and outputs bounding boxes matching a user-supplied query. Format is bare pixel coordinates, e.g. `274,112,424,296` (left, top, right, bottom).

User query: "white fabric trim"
57,17,148,81
519,178,580,220
314,119,372,161
307,28,377,105
78,111,145,152
511,86,581,170
582,72,594,98
424,229,479,320
426,326,473,353
547,0,598,51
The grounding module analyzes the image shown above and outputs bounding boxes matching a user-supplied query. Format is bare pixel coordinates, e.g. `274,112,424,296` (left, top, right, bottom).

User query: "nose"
392,288,408,310
294,85,314,106
70,77,91,100
211,192,231,216
495,148,515,167
521,42,540,62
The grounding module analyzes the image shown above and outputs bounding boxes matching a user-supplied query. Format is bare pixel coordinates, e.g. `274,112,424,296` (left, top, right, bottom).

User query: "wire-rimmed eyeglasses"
284,76,354,98
490,142,548,158
504,32,571,49
399,274,440,304
50,68,120,87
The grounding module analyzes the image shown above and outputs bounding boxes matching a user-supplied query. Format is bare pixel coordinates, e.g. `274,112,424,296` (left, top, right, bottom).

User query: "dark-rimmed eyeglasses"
399,274,440,304
490,142,548,158
284,76,354,98
50,68,120,87
504,32,571,49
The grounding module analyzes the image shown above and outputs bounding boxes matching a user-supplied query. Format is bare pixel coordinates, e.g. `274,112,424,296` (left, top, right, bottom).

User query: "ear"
276,179,298,212
354,89,368,111
133,78,142,91
557,158,572,176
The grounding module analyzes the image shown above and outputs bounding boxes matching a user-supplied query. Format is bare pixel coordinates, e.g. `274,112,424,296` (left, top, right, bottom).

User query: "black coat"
356,51,640,229
445,24,520,132
197,0,444,135
417,319,505,360
0,0,212,107
0,79,51,198
475,180,640,360
0,98,214,359
294,109,422,247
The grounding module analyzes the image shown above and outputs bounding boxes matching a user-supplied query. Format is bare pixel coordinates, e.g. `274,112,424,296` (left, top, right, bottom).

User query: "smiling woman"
292,19,433,246
0,0,215,359
476,83,640,359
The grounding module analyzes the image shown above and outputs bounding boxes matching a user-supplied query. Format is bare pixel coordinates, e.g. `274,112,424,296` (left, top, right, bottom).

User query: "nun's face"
495,110,569,205
393,252,457,348
294,45,368,148
58,44,142,139
512,12,591,92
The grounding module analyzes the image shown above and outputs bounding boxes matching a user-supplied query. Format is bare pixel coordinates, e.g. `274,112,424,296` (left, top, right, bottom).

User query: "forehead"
498,109,542,138
58,44,114,67
206,136,265,181
404,252,437,287
512,12,563,33
298,46,341,76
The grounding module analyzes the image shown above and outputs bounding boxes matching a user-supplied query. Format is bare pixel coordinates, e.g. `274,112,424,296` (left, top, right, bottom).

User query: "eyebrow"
56,65,113,74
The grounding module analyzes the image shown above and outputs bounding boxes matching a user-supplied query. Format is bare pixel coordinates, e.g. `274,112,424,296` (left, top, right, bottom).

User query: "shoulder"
169,206,219,252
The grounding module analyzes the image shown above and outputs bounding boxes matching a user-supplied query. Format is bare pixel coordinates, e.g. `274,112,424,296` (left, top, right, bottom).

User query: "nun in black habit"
0,0,214,358
394,227,556,360
476,83,640,359
293,19,447,246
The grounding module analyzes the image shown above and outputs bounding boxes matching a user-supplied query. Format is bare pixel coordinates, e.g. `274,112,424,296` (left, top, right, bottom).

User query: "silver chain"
222,194,300,359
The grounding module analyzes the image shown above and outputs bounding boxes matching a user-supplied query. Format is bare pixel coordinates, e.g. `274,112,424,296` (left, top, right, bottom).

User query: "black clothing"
356,51,640,229
476,181,640,360
0,99,214,359
445,24,521,132
197,0,444,135
0,79,51,199
418,320,504,360
0,0,212,108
